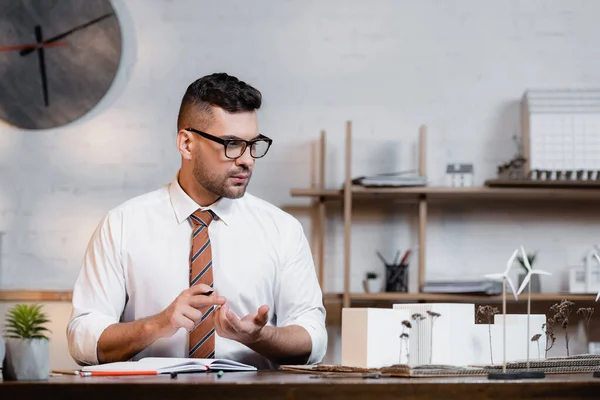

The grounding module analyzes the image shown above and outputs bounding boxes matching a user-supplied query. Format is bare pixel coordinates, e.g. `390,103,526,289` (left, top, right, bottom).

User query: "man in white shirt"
67,73,327,369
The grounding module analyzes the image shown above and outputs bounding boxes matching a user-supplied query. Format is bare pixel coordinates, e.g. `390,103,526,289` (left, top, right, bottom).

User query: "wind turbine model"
516,246,551,379
485,248,521,380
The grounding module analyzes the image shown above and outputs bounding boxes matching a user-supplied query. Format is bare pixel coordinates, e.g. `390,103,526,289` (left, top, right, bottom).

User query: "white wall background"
1,0,600,368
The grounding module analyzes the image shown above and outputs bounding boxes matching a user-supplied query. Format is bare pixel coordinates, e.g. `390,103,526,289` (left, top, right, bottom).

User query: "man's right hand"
153,284,226,338
97,284,226,364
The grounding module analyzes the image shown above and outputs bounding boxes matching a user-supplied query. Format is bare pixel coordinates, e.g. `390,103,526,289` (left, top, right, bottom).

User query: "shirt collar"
169,173,233,226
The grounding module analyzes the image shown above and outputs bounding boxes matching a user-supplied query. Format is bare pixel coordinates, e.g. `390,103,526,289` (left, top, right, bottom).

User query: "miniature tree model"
426,311,441,365
550,299,575,356
576,307,594,346
477,305,500,364
531,334,542,359
411,313,426,364
400,320,411,364
542,318,556,358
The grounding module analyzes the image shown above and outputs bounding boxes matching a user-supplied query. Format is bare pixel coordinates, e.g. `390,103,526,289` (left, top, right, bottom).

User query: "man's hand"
214,304,270,345
154,284,226,338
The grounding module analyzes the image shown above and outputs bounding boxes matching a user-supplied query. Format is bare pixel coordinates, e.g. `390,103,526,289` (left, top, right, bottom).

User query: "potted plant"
3,304,51,380
0,333,4,369
363,271,383,293
517,251,541,293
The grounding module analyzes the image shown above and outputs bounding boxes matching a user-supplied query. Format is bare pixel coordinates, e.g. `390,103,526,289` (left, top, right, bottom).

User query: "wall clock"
0,0,122,130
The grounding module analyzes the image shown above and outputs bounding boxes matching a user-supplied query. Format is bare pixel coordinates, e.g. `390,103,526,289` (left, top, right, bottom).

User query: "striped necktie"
188,209,216,359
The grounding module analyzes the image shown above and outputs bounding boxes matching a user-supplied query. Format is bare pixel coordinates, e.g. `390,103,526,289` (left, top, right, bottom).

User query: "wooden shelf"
0,290,73,302
486,178,600,188
291,122,600,310
291,185,600,201
289,188,343,199
348,292,598,303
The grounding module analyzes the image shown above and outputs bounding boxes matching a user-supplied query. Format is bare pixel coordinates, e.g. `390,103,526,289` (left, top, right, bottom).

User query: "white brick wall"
1,0,600,367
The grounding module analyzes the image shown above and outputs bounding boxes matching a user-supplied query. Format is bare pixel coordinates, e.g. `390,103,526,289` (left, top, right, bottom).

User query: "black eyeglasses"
185,127,273,160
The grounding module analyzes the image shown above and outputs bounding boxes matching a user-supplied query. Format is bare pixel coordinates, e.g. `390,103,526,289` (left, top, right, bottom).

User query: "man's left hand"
214,304,270,345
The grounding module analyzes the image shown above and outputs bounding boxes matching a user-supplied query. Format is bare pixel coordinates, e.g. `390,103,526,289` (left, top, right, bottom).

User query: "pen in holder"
376,249,410,293
385,263,408,293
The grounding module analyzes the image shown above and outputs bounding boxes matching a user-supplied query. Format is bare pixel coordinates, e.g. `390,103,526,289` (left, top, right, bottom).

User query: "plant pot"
363,278,384,293
518,273,541,293
3,338,50,381
0,336,5,367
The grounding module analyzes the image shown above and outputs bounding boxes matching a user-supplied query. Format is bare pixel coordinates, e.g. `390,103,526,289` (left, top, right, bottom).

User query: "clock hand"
34,25,50,107
0,42,67,52
20,12,114,57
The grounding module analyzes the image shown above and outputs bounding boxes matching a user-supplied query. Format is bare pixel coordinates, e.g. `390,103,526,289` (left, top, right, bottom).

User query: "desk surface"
2,371,600,400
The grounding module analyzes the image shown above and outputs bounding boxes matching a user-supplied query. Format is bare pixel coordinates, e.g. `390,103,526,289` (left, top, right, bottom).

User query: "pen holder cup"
385,263,408,293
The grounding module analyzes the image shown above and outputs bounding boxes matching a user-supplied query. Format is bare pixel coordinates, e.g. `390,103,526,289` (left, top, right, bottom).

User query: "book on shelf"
421,280,502,295
81,357,257,375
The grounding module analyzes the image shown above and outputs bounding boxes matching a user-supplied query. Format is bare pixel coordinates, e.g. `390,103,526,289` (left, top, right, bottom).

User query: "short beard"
192,156,250,199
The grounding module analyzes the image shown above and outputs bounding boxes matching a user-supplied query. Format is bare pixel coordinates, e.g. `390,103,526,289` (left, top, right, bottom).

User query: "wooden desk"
1,371,599,400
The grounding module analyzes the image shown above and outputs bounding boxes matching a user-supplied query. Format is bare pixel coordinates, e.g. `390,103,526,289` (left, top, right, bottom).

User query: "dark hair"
177,73,262,130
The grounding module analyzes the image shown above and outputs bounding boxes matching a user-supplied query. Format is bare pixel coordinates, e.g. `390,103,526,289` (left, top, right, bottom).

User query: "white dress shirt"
67,174,327,369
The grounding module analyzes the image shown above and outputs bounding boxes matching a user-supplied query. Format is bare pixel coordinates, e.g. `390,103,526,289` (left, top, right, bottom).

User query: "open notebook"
81,357,257,374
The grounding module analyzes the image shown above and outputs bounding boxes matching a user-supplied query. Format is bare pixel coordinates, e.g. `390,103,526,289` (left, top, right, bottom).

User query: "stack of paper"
352,172,427,187
421,280,502,295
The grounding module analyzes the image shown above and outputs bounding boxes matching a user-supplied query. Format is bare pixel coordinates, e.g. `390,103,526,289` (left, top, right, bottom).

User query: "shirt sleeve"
275,218,327,365
67,211,126,366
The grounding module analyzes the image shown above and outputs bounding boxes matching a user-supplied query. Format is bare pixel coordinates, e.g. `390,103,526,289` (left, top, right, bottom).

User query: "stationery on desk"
79,357,257,377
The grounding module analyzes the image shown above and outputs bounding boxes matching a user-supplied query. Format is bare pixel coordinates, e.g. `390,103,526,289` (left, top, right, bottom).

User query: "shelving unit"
291,121,600,308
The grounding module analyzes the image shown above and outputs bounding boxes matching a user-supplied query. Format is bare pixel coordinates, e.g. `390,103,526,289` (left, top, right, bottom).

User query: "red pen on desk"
80,371,159,377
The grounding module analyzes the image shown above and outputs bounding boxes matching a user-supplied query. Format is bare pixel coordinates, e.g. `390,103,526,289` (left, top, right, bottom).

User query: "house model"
341,303,547,368
445,164,474,187
569,247,600,294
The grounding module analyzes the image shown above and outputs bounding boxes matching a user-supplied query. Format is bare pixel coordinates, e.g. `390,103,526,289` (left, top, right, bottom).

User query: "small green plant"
517,251,537,272
4,304,50,340
365,272,379,280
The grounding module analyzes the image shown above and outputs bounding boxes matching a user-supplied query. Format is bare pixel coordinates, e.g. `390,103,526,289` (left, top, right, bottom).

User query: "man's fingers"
216,305,236,333
225,307,245,332
188,294,226,309
187,284,215,296
254,305,270,326
174,313,195,332
181,304,203,324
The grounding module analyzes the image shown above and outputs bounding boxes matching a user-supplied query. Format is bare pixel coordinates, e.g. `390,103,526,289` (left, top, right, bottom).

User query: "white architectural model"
570,248,600,295
341,308,411,368
522,89,600,179
340,304,547,368
445,163,474,187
